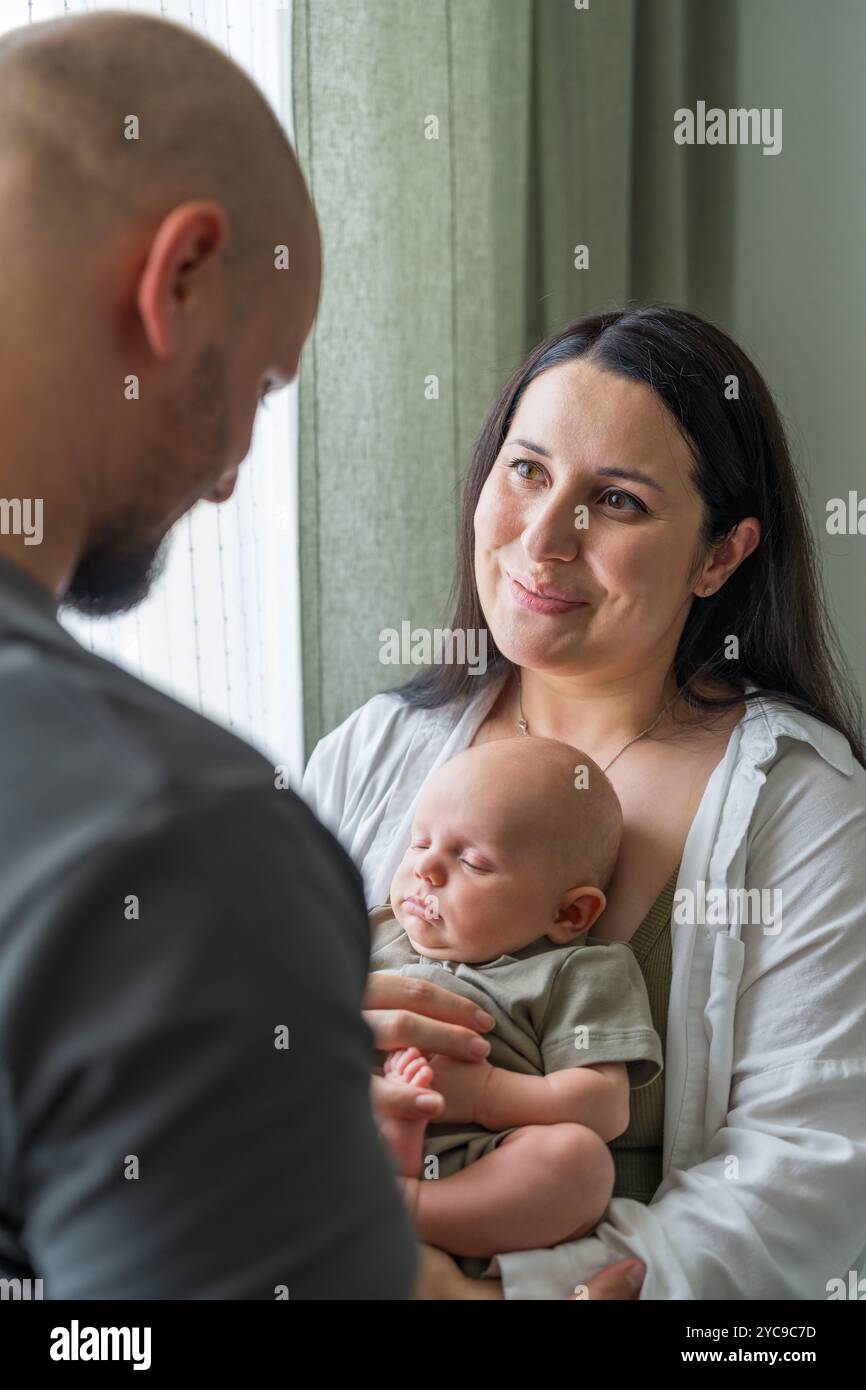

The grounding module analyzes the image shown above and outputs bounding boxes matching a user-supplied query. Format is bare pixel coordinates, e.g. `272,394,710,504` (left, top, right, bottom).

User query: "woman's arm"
489,748,866,1299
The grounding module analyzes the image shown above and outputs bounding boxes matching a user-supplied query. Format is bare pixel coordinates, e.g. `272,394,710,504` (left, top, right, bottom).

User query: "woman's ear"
694,517,762,596
547,886,606,944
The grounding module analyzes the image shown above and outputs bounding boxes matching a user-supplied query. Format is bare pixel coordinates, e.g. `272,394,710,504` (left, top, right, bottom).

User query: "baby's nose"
415,861,443,887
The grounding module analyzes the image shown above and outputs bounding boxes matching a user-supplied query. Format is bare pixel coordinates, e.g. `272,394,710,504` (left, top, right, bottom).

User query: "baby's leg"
413,1123,615,1259
377,1046,435,1179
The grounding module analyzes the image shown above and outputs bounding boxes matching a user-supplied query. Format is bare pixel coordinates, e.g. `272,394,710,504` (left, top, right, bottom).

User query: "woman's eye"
600,487,646,513
507,458,545,483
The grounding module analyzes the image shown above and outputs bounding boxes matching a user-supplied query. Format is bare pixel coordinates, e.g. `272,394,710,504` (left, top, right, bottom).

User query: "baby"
370,735,662,1272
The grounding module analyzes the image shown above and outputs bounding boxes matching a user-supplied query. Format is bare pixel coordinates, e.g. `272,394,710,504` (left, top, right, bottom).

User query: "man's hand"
371,1071,444,1126
364,972,494,1063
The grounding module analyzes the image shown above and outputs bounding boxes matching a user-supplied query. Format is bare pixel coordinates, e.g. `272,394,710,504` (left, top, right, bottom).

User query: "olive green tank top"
608,860,681,1204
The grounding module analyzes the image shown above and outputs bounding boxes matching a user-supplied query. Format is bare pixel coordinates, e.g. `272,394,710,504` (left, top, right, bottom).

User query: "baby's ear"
548,886,606,944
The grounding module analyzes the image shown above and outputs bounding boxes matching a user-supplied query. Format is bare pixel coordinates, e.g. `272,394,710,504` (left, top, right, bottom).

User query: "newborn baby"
369,735,663,1273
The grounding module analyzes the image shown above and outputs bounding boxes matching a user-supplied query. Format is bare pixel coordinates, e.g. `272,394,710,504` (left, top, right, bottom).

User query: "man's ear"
137,200,229,361
547,886,606,945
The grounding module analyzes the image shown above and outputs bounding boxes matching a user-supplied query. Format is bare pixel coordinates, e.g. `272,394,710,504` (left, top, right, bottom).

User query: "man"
0,9,419,1300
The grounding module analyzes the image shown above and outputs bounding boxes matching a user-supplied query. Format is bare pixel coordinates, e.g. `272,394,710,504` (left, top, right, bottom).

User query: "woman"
303,305,866,1300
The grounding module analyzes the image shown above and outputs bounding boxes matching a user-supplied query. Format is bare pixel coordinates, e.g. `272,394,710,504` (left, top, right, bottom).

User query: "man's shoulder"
0,624,273,807
0,627,356,905
0,643,371,978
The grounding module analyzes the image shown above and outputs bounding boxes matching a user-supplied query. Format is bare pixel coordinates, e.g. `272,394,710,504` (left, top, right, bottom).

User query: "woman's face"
474,358,709,680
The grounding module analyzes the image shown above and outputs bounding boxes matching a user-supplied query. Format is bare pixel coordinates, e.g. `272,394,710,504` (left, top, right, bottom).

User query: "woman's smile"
507,572,591,617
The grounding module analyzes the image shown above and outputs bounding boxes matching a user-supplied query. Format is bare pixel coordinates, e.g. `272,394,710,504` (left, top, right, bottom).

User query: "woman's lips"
508,575,590,616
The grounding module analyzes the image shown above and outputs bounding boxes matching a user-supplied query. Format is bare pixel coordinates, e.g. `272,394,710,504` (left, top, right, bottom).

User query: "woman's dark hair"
398,304,866,770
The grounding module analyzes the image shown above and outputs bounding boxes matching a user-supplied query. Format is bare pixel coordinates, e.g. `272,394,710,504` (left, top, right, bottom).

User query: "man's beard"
62,527,171,616
61,344,230,618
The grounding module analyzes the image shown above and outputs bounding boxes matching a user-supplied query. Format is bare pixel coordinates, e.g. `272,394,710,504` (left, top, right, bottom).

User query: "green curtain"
293,0,738,755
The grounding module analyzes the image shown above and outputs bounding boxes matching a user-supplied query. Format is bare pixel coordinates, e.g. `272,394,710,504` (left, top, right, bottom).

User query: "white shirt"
301,673,866,1300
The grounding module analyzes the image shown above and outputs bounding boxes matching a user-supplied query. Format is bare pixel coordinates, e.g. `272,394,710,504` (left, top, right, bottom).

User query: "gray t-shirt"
0,554,415,1299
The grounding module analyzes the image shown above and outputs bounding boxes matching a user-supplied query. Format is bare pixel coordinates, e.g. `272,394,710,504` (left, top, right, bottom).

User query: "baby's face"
388,746,606,963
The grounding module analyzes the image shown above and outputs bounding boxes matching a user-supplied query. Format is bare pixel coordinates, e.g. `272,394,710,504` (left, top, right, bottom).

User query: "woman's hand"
364,972,495,1063
572,1260,646,1299
412,1247,646,1300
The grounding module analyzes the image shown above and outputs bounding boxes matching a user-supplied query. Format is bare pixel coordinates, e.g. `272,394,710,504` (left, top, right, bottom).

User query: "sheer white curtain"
2,0,303,778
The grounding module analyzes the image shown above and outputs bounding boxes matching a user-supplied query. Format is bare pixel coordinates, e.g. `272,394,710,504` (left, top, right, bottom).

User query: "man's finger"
364,1007,491,1062
364,972,494,1033
371,1072,444,1119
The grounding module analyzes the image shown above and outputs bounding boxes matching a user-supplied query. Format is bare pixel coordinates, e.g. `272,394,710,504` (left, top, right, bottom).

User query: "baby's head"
389,736,623,963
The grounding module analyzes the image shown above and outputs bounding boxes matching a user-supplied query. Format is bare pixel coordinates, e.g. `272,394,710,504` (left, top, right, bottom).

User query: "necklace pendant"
517,717,529,736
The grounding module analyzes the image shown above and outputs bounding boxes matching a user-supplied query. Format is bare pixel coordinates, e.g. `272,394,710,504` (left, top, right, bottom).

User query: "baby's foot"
378,1047,435,1182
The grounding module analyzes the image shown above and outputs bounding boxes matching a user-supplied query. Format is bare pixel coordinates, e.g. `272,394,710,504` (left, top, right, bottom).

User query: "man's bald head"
0,10,320,614
0,9,318,316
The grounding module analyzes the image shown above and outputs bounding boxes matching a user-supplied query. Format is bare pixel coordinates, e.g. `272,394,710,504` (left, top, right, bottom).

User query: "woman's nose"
521,494,581,564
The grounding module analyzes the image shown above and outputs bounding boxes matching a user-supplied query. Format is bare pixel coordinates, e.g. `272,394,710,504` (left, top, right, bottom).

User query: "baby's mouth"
402,894,442,924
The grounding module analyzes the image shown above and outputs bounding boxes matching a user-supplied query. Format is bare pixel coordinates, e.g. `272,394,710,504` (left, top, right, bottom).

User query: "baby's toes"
385,1046,420,1080
402,1053,433,1086
383,1049,405,1077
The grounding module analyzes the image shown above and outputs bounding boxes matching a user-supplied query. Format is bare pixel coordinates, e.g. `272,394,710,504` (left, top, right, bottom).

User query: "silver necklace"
517,672,680,773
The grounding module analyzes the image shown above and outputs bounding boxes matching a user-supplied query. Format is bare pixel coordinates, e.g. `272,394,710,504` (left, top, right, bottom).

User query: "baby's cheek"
463,885,498,938
388,861,408,906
